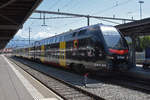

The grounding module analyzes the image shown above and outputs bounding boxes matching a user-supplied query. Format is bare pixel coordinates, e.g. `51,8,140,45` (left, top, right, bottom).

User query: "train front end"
100,25,131,72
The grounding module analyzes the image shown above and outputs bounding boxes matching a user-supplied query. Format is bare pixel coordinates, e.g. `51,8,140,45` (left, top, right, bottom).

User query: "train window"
59,37,60,42
62,36,64,41
54,37,57,43
43,40,45,45
52,38,54,43
51,39,53,44
44,40,47,45
50,38,52,43
59,36,64,42
78,30,87,36
65,34,72,41
47,40,48,44
57,37,60,42
59,36,62,42
42,40,44,45
72,32,77,37
64,34,69,40
51,38,53,43
49,39,51,44
45,40,47,45
56,37,58,42
47,40,49,44
44,40,46,45
48,39,50,44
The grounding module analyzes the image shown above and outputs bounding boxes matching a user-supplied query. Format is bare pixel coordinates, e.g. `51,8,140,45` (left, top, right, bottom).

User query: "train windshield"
101,26,128,49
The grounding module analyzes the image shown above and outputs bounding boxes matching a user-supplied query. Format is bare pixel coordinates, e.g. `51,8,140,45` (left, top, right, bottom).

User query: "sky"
7,0,150,47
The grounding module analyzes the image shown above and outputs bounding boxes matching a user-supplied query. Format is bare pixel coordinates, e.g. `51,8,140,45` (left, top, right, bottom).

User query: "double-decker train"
13,24,131,73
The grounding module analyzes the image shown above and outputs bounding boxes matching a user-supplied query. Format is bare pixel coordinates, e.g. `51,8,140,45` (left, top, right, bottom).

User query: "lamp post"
138,0,144,19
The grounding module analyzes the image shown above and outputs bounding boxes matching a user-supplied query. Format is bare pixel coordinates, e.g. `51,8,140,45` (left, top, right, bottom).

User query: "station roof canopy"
0,0,42,49
116,17,150,36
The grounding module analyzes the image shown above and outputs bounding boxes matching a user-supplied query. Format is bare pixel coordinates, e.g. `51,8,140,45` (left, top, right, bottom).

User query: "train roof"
33,23,117,46
38,23,107,42
15,23,115,49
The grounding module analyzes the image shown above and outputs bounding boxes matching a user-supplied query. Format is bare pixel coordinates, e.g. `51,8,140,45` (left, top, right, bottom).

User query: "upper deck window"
65,34,72,41
72,32,77,37
78,30,87,36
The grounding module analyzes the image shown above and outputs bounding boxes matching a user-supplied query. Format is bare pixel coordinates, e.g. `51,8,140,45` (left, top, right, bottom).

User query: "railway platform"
0,55,62,100
126,65,150,80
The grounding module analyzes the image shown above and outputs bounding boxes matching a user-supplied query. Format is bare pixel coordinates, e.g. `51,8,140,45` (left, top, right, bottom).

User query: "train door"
59,41,66,67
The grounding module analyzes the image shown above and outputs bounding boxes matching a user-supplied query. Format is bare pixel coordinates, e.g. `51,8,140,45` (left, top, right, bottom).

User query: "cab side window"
78,30,87,36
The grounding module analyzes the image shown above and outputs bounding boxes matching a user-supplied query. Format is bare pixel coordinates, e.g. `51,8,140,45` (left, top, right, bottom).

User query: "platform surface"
0,55,61,100
125,64,150,80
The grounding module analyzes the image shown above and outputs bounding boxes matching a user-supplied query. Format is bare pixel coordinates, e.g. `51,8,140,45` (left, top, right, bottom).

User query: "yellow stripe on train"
59,42,66,67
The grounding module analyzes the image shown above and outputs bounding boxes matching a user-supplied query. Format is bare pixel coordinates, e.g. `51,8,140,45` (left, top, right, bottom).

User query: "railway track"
8,56,105,100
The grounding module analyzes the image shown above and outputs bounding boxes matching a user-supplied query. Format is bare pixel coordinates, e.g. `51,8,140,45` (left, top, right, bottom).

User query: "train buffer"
0,55,62,100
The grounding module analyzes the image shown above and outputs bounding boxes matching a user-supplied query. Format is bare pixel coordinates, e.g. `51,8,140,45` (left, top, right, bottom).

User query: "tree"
140,36,150,49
